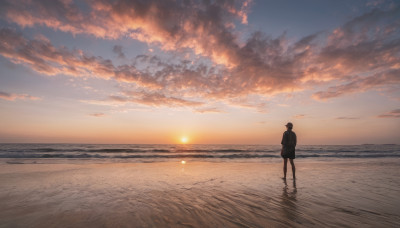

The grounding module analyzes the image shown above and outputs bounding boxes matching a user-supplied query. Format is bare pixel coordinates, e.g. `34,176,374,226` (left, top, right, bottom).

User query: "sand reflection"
280,179,298,223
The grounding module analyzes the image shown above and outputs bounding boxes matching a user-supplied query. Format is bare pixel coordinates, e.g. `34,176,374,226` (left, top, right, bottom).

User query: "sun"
180,137,188,144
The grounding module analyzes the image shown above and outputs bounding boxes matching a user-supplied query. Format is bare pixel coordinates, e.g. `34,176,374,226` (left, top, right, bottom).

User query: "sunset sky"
0,0,399,144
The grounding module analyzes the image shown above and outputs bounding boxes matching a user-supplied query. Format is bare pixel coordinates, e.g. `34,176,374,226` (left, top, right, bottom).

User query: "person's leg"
289,159,296,179
283,158,288,179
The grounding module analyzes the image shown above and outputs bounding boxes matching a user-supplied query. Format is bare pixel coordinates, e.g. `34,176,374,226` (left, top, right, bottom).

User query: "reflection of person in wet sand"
281,179,298,222
281,122,297,179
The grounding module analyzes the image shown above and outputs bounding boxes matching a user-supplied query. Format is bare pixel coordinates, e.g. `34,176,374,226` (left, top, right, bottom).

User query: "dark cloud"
113,45,125,58
336,117,359,120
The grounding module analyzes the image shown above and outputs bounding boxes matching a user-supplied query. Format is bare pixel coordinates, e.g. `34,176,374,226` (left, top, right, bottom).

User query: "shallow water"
0,160,399,227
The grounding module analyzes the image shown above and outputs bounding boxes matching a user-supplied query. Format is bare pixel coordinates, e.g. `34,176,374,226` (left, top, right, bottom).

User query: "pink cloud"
377,109,400,118
0,28,164,89
312,69,400,100
89,113,106,117
0,91,40,101
293,114,306,119
0,1,399,109
0,0,308,93
2,0,250,67
307,7,400,100
115,91,204,107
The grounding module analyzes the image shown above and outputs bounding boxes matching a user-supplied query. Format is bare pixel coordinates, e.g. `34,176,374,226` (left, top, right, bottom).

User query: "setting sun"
180,137,188,144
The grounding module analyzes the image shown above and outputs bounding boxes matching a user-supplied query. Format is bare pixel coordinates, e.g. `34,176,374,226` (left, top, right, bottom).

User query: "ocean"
1,143,399,163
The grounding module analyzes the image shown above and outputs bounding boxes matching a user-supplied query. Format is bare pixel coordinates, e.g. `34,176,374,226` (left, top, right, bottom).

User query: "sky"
0,0,399,145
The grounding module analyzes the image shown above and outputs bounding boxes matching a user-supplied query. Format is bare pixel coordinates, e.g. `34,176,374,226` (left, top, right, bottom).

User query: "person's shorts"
281,150,295,159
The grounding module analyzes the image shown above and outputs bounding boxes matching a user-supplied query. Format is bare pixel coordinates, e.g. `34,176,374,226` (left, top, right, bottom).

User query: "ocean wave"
19,148,269,154
86,149,147,153
1,144,400,161
33,148,60,152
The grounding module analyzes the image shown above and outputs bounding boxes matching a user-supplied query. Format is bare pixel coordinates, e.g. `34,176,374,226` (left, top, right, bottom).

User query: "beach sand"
1,160,399,227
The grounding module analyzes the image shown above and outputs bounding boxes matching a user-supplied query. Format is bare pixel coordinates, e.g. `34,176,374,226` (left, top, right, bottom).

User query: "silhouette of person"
281,122,297,179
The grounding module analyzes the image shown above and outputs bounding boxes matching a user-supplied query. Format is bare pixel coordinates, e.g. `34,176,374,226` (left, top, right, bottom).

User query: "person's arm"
294,133,297,147
281,132,286,155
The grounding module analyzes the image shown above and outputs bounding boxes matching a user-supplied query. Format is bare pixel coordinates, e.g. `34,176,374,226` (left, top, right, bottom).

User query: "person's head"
285,122,293,130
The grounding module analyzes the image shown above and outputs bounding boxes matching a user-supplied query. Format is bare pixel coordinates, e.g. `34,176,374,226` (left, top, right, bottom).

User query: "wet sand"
0,160,399,227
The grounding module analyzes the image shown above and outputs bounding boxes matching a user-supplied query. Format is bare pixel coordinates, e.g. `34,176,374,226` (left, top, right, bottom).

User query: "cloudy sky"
0,0,399,144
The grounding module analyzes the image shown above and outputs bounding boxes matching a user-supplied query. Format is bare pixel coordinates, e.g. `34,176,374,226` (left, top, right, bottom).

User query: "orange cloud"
2,0,251,68
194,107,225,114
1,1,399,109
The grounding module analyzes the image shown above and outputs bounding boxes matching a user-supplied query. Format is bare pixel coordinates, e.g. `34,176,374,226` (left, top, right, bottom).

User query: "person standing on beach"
281,122,297,179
